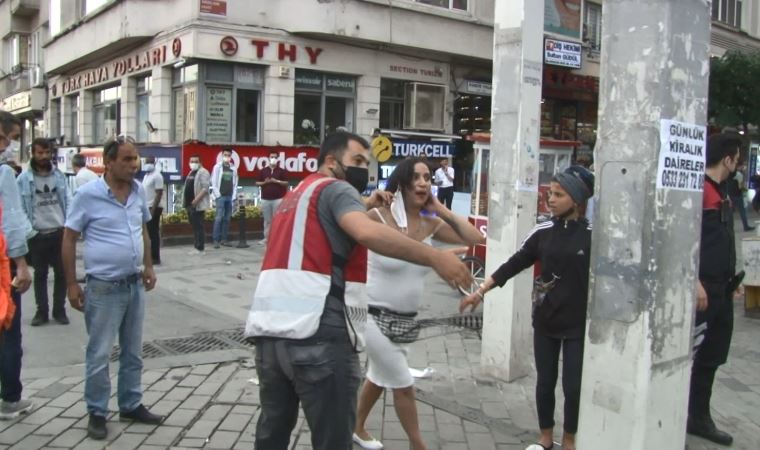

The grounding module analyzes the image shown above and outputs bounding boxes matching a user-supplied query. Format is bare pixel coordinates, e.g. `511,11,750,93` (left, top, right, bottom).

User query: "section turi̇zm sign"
182,143,319,179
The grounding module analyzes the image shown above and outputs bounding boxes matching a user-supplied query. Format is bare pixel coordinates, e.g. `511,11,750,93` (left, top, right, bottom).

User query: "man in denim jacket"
17,138,71,326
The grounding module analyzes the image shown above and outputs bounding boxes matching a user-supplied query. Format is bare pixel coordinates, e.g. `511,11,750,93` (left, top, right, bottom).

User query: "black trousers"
28,230,66,316
437,186,454,209
254,337,361,450
147,207,162,263
534,331,584,433
689,281,734,419
188,208,206,251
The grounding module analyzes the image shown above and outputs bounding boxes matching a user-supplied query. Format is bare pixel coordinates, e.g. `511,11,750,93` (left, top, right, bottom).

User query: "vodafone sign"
182,143,319,179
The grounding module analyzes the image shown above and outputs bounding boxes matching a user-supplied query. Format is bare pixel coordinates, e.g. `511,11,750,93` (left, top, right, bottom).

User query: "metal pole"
577,1,710,448
481,0,544,381
236,195,250,248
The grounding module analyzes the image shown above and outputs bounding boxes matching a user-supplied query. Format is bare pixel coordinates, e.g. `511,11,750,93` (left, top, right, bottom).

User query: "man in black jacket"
687,133,741,446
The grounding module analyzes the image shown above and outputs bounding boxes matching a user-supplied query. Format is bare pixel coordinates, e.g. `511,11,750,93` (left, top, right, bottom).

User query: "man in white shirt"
141,156,165,264
72,154,98,190
434,158,455,209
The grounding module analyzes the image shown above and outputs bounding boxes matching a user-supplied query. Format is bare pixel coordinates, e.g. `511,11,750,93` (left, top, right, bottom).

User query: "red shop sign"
181,143,319,179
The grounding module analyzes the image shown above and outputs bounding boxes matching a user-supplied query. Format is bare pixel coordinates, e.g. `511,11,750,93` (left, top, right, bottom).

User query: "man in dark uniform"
687,133,742,446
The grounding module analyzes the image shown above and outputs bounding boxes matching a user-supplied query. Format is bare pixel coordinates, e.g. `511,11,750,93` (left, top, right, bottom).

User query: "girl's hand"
459,292,483,313
423,192,445,214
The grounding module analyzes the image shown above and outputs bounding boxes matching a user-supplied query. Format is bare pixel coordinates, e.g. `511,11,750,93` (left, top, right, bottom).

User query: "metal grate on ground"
109,342,170,362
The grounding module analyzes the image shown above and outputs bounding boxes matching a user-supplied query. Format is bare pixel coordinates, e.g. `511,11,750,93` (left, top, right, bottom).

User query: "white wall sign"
544,38,582,69
462,80,492,96
656,119,706,192
205,87,232,142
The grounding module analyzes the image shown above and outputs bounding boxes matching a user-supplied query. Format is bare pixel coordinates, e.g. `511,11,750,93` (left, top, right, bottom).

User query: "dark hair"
318,131,370,166
103,135,136,161
222,147,233,155
0,110,21,136
706,133,742,167
387,158,431,194
71,153,86,168
31,137,52,151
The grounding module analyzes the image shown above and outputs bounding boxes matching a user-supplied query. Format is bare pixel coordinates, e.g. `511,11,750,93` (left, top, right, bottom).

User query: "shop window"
67,94,79,145
172,65,198,143
540,99,578,141
92,85,121,145
50,99,62,139
202,63,263,143
380,79,405,129
415,0,467,11
294,70,355,145
712,0,742,28
136,76,152,142
583,2,602,52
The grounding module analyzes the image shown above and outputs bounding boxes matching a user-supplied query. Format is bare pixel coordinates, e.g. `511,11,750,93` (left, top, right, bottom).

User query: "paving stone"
34,417,77,436
71,438,108,450
184,419,217,439
107,430,146,450
163,387,194,402
33,383,74,399
439,422,466,442
177,438,207,447
8,434,52,449
48,391,82,409
206,430,239,449
482,401,509,419
20,406,65,425
190,364,217,376
0,423,38,445
192,382,223,397
143,425,183,446
47,427,88,447
441,443,469,450
467,432,496,449
149,399,181,417
125,422,159,434
381,421,407,440
61,401,88,419
148,379,179,393
178,395,211,410
201,404,232,421
164,409,199,427
230,405,257,416
178,375,207,388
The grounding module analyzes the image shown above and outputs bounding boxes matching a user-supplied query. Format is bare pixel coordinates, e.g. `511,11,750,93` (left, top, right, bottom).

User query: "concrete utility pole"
577,1,711,448
481,0,544,381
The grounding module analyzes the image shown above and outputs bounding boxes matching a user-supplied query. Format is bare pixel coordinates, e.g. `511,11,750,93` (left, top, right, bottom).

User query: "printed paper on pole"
656,120,706,192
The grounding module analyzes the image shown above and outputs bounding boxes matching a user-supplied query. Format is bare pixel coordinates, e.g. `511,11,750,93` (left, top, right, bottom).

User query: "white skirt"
364,316,414,389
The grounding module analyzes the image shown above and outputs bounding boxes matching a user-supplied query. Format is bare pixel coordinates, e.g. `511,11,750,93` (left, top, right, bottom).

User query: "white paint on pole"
481,0,543,381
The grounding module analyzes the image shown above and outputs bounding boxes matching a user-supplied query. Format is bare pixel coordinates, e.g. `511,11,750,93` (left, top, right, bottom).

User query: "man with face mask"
17,138,71,326
245,132,473,450
141,156,165,264
255,151,288,245
184,155,210,254
210,148,238,248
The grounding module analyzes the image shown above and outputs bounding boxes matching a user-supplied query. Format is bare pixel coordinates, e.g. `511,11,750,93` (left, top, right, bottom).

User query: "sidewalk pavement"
1,226,758,449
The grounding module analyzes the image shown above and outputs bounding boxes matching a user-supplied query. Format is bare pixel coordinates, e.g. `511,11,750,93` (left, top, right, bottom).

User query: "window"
294,70,356,145
202,63,263,143
10,34,29,69
92,85,121,144
49,0,62,36
712,0,743,28
136,76,151,142
50,99,62,139
172,65,198,143
67,94,80,145
415,0,467,11
583,2,602,52
380,79,405,129
83,0,111,15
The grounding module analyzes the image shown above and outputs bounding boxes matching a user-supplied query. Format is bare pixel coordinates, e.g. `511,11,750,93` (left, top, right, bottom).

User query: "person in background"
460,166,595,450
434,159,454,209
72,153,98,191
62,135,163,441
728,162,754,232
17,138,71,326
255,150,288,245
185,155,211,255
0,110,34,420
141,156,165,264
210,148,238,248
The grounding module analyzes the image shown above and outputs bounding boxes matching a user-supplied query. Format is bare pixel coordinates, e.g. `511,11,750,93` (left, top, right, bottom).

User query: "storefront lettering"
248,39,323,64
242,152,317,174
389,65,443,78
58,46,167,96
393,142,454,158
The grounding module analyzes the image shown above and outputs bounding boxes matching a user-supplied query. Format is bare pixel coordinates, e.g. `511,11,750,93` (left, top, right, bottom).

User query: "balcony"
11,0,40,17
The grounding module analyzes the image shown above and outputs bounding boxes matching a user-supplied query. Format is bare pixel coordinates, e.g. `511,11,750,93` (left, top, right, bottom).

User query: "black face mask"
335,163,369,193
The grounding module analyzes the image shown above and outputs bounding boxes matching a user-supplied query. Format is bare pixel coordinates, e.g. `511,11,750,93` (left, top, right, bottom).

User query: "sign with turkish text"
462,80,492,96
295,70,323,90
78,147,106,174
544,38,582,69
182,143,319,179
391,140,455,159
656,119,706,192
200,0,226,16
138,145,183,182
205,87,232,142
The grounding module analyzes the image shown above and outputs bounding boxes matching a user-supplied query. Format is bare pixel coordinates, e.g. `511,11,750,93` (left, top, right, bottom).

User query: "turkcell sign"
393,141,454,158
544,38,582,69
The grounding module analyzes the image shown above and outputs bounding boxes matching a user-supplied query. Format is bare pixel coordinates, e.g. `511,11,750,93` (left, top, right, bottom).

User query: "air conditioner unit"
403,82,446,131
28,66,43,87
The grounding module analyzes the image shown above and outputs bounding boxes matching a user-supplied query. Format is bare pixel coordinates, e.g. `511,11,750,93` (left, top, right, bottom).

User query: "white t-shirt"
435,166,454,188
74,167,99,189
142,170,165,207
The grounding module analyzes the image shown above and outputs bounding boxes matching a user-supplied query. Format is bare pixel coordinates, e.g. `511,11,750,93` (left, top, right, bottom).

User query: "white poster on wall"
205,87,232,142
656,119,706,192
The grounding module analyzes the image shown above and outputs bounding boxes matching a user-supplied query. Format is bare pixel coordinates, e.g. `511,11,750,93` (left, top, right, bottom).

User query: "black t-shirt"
219,165,233,196
184,170,197,207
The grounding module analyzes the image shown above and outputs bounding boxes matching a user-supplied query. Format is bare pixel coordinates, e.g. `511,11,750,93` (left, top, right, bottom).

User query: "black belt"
368,306,417,318
87,273,141,286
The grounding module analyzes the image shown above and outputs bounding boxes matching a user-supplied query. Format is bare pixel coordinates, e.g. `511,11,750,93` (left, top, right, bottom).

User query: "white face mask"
269,158,278,166
189,162,200,171
143,163,155,172
8,140,20,154
223,156,231,164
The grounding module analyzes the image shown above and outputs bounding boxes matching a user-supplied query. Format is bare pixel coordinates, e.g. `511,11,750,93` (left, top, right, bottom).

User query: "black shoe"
87,414,107,440
687,416,733,446
30,312,48,327
744,226,755,232
52,313,69,325
119,404,164,425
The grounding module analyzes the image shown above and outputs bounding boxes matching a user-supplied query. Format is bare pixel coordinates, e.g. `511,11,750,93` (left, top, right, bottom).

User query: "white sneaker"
0,399,33,420
187,249,205,255
352,433,383,449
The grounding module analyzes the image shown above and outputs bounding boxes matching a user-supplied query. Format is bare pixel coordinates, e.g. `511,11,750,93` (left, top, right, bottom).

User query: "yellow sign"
371,136,393,162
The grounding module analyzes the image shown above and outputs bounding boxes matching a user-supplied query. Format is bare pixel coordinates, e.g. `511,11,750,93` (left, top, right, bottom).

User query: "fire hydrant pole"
482,0,544,381
577,1,711,448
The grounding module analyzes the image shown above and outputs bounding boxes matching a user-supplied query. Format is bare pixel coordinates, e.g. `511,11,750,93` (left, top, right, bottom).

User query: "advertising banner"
182,143,319,179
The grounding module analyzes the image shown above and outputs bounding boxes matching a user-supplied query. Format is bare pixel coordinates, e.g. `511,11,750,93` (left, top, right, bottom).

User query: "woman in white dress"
352,158,485,450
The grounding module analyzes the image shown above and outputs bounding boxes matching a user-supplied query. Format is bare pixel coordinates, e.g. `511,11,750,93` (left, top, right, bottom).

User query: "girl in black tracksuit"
461,166,594,450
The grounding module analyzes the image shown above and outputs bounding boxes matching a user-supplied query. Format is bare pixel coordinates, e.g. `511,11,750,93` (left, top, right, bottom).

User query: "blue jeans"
213,195,233,243
84,276,145,417
0,265,23,403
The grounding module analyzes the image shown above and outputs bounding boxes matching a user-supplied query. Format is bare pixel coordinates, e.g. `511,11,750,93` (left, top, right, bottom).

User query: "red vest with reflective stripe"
0,206,15,331
245,174,368,340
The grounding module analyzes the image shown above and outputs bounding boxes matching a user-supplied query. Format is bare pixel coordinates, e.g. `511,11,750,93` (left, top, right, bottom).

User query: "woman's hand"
423,192,445,215
459,291,483,313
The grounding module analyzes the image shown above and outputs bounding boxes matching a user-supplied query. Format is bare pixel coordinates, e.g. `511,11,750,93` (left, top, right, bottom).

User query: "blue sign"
137,145,182,183
392,140,455,158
